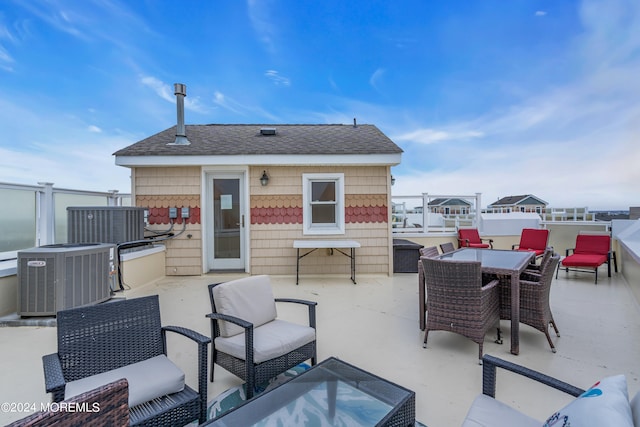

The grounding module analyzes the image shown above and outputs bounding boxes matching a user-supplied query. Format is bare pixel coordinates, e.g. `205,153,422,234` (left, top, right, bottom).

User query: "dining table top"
437,247,535,272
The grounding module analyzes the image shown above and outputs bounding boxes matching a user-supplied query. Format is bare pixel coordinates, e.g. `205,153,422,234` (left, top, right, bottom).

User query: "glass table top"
207,357,415,427
438,248,533,270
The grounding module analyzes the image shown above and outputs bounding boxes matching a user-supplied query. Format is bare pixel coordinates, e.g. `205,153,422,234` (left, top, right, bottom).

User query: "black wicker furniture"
9,378,129,427
203,357,415,427
421,257,501,363
207,275,317,399
42,295,210,426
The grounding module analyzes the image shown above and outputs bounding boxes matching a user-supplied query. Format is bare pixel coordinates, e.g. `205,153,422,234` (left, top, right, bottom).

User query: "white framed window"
302,173,345,235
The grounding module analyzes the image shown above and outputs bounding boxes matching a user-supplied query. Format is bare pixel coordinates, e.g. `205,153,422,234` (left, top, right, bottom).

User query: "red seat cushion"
562,254,607,268
517,229,549,253
466,243,491,248
516,248,545,256
574,234,610,255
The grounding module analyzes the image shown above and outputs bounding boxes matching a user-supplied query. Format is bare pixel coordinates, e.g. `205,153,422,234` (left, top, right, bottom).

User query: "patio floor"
1,269,639,426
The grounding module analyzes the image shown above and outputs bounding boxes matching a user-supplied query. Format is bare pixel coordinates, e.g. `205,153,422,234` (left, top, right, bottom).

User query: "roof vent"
260,127,276,136
168,83,190,145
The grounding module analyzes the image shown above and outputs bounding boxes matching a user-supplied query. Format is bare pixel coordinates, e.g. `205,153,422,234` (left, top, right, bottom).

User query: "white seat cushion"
215,319,316,364
213,275,278,337
462,394,540,427
64,355,185,408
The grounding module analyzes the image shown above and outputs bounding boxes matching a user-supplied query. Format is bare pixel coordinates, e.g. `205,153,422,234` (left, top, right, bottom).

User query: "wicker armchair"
421,258,500,363
42,295,210,426
520,247,554,280
418,246,440,331
9,379,129,427
207,275,317,399
500,255,561,352
439,242,456,254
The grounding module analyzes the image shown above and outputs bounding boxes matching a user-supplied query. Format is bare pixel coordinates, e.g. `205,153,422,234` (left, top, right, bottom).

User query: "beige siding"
249,165,391,276
133,166,202,275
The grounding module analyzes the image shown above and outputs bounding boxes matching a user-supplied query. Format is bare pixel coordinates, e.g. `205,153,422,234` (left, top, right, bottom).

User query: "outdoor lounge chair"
207,275,317,399
458,228,493,249
512,228,549,257
417,246,440,331
42,295,210,426
421,258,500,363
557,234,618,284
9,378,129,427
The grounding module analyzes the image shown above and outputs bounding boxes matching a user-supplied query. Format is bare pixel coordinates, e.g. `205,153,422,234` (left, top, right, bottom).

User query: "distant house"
114,85,403,277
427,198,472,215
488,194,548,214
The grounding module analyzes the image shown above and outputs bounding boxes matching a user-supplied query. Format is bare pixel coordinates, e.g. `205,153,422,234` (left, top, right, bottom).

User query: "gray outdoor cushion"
214,319,316,364
64,355,185,408
462,394,540,427
213,275,278,337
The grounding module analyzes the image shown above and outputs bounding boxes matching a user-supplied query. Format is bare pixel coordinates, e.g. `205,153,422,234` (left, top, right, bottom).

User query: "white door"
206,173,245,270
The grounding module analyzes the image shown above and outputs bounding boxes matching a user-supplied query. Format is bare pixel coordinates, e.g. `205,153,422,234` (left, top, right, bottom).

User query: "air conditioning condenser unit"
17,243,116,316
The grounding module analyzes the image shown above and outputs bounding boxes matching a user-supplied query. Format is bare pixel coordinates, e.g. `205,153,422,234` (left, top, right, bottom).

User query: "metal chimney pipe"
171,83,190,145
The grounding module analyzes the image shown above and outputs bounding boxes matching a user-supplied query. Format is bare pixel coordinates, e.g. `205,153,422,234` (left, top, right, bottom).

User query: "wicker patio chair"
207,275,317,399
439,242,456,254
499,255,561,352
520,247,554,281
417,246,440,331
421,258,501,364
42,295,210,426
9,379,129,427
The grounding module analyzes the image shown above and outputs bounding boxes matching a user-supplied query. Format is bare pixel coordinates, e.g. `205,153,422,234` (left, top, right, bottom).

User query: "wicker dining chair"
521,247,554,281
500,255,562,352
439,242,456,254
421,258,501,363
417,246,440,331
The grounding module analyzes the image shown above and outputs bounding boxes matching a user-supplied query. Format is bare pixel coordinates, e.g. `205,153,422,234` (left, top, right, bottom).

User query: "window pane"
311,205,336,224
311,181,335,202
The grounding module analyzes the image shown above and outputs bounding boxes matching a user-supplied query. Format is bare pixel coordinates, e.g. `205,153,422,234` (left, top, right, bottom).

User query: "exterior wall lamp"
260,170,269,186
391,175,396,186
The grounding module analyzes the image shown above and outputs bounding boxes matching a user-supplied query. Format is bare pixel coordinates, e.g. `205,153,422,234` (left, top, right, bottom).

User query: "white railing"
0,182,131,261
392,193,482,234
392,193,600,236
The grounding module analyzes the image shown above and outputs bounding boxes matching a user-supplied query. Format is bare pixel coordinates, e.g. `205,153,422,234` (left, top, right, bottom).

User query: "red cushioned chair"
458,228,493,249
512,228,549,257
557,234,618,284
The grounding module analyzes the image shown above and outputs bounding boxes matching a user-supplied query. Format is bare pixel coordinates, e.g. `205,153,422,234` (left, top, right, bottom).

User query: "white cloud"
87,125,102,133
535,11,547,17
247,0,278,53
265,70,291,86
369,68,385,91
394,128,483,144
140,76,206,113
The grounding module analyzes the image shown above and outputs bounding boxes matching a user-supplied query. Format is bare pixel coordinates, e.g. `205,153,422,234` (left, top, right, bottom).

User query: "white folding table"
293,240,361,285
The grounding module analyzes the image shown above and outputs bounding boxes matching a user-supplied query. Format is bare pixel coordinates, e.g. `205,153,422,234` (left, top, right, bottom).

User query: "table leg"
510,272,520,355
296,248,300,285
419,275,425,331
351,247,356,284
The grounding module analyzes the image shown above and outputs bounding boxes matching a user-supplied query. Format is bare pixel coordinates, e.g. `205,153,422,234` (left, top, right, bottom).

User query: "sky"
0,0,638,210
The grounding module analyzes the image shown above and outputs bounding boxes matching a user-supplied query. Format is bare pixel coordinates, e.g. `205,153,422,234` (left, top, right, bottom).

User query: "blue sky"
0,0,638,210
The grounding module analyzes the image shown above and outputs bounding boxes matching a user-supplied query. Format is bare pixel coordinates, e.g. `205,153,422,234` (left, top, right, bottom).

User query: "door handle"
236,215,245,228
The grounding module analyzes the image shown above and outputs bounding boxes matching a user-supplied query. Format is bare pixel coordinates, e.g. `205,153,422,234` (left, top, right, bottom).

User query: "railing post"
37,182,55,246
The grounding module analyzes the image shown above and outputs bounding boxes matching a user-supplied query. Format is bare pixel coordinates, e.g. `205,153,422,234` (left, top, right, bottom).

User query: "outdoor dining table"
425,248,535,355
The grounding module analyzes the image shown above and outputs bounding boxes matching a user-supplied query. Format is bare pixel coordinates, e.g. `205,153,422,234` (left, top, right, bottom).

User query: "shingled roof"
114,124,403,157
